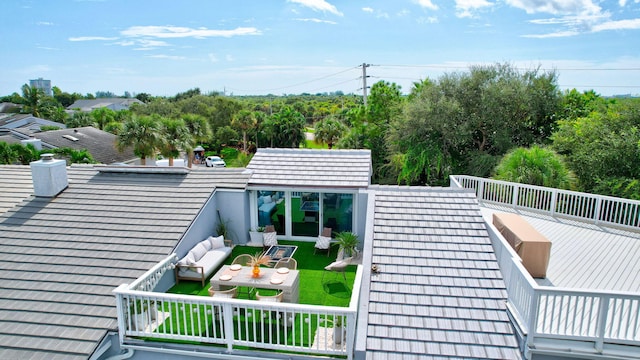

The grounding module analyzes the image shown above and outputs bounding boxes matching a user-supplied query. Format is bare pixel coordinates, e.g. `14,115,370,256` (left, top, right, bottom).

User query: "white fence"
114,255,362,359
451,175,640,231
481,195,640,356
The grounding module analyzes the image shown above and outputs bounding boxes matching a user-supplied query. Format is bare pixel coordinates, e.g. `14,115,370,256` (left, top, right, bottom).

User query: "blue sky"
3,0,640,97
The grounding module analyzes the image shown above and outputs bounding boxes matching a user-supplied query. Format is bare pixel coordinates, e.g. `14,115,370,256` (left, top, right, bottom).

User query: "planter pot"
249,231,264,246
334,325,344,344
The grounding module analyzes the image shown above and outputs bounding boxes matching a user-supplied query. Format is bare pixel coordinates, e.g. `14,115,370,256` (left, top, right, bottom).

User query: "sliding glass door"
255,190,354,239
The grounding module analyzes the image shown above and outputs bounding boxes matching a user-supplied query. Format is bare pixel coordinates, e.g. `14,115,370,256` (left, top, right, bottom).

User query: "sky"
2,0,640,97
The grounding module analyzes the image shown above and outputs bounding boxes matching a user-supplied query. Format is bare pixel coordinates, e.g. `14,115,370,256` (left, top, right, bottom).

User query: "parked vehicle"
205,156,226,167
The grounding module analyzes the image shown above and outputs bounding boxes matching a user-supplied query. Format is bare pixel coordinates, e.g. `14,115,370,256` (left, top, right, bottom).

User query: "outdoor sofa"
175,235,232,286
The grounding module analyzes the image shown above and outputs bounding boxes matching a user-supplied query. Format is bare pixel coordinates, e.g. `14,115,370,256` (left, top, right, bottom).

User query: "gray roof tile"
365,187,521,359
247,148,371,188
0,165,250,359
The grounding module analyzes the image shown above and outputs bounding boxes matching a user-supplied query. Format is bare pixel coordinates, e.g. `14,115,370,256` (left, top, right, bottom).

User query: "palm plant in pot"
335,231,359,260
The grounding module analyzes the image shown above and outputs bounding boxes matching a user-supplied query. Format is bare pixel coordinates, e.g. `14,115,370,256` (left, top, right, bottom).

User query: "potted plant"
335,231,359,260
248,226,265,246
128,299,156,330
249,251,271,277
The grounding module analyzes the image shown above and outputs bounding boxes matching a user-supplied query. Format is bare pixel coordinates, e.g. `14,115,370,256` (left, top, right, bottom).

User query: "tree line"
2,63,639,199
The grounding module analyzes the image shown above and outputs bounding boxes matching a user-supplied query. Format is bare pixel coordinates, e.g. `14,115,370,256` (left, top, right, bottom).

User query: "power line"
225,66,359,93
378,63,640,71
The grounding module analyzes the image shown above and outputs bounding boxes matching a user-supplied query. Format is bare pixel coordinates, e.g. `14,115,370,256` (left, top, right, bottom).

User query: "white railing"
485,219,640,355
113,256,362,359
451,175,640,231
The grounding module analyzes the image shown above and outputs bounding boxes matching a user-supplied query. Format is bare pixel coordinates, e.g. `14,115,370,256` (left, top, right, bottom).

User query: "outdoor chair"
231,254,256,298
263,225,278,249
232,254,253,266
208,286,238,298
314,227,332,257
322,257,352,283
256,290,284,302
274,257,297,270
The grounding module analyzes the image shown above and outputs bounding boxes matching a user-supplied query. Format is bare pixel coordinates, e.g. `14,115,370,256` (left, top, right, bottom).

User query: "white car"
205,156,226,167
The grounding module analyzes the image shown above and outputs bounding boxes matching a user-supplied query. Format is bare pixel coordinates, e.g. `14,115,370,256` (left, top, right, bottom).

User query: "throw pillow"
209,235,225,249
200,239,213,251
263,231,278,247
190,242,208,262
316,235,331,249
184,253,196,266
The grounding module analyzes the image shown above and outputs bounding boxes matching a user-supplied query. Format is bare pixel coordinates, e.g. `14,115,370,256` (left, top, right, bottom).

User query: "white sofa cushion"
189,242,209,262
178,246,232,279
200,238,213,251
208,235,225,249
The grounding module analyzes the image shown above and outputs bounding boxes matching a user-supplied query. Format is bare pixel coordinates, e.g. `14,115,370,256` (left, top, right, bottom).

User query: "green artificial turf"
168,240,357,307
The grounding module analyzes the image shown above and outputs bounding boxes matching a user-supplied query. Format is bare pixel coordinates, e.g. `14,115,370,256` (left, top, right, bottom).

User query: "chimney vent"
30,154,68,197
20,138,42,151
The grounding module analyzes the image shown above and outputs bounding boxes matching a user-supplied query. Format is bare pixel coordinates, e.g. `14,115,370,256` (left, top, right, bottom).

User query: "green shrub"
220,147,239,161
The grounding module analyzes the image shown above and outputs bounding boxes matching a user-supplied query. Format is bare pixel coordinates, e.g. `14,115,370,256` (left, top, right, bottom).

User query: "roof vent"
30,154,68,197
20,138,42,151
63,134,79,141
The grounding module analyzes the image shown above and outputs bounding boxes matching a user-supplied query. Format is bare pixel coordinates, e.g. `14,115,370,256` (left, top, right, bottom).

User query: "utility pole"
361,63,370,107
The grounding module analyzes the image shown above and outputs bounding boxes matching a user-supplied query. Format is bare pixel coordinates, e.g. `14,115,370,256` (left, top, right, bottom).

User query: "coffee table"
265,245,298,262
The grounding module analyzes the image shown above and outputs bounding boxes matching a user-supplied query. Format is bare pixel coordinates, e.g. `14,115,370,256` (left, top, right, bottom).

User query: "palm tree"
21,84,44,117
231,109,256,153
116,115,162,165
314,117,347,149
182,114,212,167
159,118,191,166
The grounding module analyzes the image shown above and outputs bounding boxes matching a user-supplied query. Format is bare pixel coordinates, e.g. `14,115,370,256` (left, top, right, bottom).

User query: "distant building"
29,77,52,96
66,98,144,113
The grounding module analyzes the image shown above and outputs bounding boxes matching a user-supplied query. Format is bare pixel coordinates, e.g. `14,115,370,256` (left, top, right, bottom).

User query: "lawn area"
168,240,357,307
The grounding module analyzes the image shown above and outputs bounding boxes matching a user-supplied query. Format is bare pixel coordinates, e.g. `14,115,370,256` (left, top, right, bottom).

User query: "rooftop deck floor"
480,204,640,293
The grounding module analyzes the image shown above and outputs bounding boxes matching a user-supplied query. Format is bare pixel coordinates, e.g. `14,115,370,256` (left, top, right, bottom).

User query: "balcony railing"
451,175,640,231
485,220,640,356
114,254,362,359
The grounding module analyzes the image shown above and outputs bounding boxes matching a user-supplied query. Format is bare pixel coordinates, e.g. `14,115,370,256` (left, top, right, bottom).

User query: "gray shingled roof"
246,148,371,188
0,114,66,133
364,186,521,359
0,165,250,360
18,126,136,164
0,165,33,214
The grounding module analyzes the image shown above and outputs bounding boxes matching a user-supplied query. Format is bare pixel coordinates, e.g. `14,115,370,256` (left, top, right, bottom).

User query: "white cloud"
414,0,438,10
417,16,439,24
506,0,601,15
287,0,343,16
522,30,580,38
120,26,261,39
592,18,640,31
209,54,218,63
362,7,373,13
294,18,338,24
36,46,59,51
37,21,54,26
69,36,119,41
146,54,186,60
618,0,639,6
226,54,234,62
455,0,493,18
